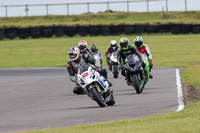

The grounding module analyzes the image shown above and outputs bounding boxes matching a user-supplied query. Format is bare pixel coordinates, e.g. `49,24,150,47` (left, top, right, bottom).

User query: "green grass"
1,34,200,133
1,11,200,27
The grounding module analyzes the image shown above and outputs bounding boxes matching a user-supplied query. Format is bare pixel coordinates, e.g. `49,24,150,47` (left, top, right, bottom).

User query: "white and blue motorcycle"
77,64,115,107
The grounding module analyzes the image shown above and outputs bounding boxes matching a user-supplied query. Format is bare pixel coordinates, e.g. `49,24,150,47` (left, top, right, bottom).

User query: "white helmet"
78,40,87,51
110,40,117,47
68,47,80,62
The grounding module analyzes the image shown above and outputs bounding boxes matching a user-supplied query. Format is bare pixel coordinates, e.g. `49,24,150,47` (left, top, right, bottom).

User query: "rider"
90,44,103,65
78,40,93,58
67,47,112,95
105,40,119,70
134,36,153,79
118,37,144,85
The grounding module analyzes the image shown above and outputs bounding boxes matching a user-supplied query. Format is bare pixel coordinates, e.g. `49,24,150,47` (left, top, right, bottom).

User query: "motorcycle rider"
67,47,112,95
90,44,103,65
105,40,119,70
134,36,153,79
78,40,93,58
118,37,145,85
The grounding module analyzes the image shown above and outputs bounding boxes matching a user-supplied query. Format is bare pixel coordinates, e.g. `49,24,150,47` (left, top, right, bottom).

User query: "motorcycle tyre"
132,74,143,94
106,93,115,106
90,87,107,107
113,64,119,78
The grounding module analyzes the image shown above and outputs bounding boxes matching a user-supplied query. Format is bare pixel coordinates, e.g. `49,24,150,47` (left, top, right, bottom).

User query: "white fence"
0,0,195,18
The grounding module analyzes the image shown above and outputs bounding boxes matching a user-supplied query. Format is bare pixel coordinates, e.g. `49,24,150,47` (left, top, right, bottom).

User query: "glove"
70,76,77,83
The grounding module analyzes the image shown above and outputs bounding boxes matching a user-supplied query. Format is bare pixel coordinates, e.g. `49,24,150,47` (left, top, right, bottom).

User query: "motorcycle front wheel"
132,74,143,94
90,87,107,107
113,64,119,78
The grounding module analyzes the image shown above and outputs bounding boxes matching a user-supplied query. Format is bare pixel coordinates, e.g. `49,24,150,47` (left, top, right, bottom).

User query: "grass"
1,34,200,132
1,11,200,27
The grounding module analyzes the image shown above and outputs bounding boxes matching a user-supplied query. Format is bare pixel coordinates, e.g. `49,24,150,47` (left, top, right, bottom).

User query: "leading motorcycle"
77,64,115,107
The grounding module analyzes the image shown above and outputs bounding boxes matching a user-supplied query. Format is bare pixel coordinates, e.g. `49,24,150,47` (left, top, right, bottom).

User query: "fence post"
87,3,90,14
5,6,8,18
127,1,129,13
107,2,110,13
46,4,48,16
67,3,69,15
166,0,168,12
25,5,29,17
147,0,149,12
185,0,187,12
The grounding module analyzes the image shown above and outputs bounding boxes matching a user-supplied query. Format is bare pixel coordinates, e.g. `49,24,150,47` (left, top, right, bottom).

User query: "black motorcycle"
121,54,145,94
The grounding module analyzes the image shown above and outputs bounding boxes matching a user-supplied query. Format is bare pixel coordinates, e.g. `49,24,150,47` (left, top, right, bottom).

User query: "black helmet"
91,44,97,51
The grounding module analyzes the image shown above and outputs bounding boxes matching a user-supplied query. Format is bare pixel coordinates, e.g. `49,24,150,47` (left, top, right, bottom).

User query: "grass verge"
0,11,200,27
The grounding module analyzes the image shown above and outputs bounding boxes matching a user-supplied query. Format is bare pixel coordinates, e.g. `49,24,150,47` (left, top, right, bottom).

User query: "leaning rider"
67,47,112,95
134,36,153,79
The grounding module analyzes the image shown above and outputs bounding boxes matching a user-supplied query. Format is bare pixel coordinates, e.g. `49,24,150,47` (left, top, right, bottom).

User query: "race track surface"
0,67,179,132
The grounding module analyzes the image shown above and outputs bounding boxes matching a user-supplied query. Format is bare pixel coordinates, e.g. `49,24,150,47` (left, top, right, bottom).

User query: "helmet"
119,37,129,48
68,47,80,62
78,40,87,51
134,36,143,49
110,40,117,47
91,44,97,51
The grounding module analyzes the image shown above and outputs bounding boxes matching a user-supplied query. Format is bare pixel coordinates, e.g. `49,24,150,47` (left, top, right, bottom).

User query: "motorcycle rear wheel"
90,87,107,107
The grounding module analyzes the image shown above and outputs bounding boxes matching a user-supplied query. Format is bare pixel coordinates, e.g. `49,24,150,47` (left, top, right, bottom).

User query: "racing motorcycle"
77,64,115,107
121,53,150,94
91,51,102,66
109,52,119,78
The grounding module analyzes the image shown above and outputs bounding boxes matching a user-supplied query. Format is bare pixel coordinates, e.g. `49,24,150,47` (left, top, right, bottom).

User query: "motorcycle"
77,64,115,107
91,51,102,66
122,54,149,94
109,52,119,78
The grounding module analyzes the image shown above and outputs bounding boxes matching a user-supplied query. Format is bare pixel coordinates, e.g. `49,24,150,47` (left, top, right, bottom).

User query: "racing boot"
73,84,85,95
149,73,153,79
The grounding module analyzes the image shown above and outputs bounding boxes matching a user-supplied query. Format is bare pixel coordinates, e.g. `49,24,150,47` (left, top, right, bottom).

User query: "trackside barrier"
0,23,200,40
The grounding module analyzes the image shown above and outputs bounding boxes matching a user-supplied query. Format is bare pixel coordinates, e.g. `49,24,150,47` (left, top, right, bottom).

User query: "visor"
135,41,142,47
79,45,86,50
69,53,77,59
120,43,126,47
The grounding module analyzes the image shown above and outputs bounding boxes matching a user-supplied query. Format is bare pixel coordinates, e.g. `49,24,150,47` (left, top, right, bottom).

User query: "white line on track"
176,68,185,112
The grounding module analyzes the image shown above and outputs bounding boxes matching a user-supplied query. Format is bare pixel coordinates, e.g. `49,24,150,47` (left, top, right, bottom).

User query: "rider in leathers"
67,47,112,95
105,40,119,70
134,36,153,79
117,37,145,85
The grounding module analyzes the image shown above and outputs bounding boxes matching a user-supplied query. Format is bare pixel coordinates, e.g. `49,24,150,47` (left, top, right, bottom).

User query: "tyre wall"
0,23,200,40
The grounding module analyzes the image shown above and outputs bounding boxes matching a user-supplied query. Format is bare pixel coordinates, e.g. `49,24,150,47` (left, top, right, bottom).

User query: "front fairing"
124,54,142,72
110,52,118,64
77,64,108,91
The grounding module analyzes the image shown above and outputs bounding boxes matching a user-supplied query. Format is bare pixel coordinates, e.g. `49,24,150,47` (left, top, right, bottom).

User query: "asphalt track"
0,67,180,132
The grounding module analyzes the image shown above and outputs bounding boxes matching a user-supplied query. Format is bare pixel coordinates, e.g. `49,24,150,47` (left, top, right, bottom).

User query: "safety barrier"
0,23,200,40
